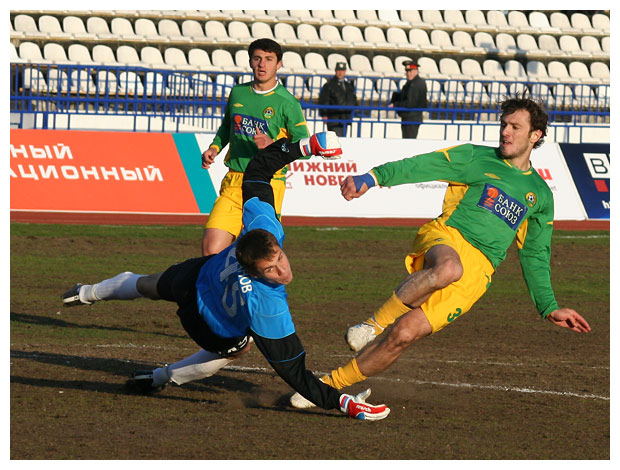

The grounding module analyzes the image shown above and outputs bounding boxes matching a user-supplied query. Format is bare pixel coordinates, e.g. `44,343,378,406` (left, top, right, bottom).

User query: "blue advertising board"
559,143,610,220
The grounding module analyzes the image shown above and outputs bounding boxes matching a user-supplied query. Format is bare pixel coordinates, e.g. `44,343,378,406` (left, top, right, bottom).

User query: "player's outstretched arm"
340,173,378,201
546,308,591,333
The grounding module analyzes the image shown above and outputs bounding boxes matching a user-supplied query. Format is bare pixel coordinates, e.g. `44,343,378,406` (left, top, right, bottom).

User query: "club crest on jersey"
525,192,537,208
263,107,275,119
233,114,269,137
478,183,527,230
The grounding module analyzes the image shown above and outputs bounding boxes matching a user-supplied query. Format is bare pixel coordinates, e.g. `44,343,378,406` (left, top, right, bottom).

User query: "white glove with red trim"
339,388,390,421
299,131,343,159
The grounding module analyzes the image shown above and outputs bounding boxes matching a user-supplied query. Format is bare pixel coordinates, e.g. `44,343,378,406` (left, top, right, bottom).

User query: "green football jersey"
371,143,559,317
209,82,310,175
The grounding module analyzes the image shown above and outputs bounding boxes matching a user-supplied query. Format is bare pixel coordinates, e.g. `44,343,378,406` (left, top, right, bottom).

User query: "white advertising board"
196,135,587,221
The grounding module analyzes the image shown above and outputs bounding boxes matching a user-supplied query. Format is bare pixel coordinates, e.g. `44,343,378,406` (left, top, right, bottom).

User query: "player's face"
254,247,293,285
250,49,281,89
499,109,542,160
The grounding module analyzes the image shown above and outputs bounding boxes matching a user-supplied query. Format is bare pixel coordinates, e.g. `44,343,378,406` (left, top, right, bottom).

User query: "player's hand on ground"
547,308,591,333
299,131,342,159
201,147,217,169
339,388,390,421
340,173,376,201
254,127,274,150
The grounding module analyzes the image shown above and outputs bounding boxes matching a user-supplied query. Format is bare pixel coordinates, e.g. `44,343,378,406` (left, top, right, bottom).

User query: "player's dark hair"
248,38,283,62
235,229,280,276
500,91,548,149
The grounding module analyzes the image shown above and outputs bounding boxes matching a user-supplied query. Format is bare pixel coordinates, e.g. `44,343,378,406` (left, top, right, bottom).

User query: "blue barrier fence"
10,62,610,140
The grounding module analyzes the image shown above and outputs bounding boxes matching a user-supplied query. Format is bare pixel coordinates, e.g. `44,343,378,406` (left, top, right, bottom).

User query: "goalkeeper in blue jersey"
61,132,389,421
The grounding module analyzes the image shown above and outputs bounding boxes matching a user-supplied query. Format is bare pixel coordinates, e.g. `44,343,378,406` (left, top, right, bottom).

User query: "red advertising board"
10,129,199,214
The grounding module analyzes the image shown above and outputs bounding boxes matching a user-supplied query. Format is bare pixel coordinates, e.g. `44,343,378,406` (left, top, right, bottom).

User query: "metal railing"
10,62,610,141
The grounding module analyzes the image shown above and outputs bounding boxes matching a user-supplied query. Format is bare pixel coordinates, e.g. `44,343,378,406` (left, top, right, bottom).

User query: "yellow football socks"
367,292,411,334
321,358,366,390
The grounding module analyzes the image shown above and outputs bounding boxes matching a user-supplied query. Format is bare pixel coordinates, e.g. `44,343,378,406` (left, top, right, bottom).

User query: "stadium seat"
482,59,507,80
553,83,576,109
297,24,327,47
590,62,610,83
526,60,551,82
443,10,474,32
234,49,249,69
467,10,497,32
47,68,70,94
377,10,408,27
516,33,548,59
289,10,316,24
547,61,571,82
243,10,271,21
307,75,326,99
425,79,446,105
507,10,538,34
10,42,23,63
18,41,48,63
92,44,118,65
486,10,514,33
311,10,338,23
386,27,410,47
281,50,307,75
421,10,447,29
87,17,115,40
460,58,486,80
96,69,118,95
375,77,398,102
43,43,70,64
118,70,145,96
350,54,381,77
409,29,441,52
417,56,442,79
23,67,48,93
70,69,97,95
356,10,383,26
495,33,519,56
341,25,368,48
117,45,142,67
592,13,610,34
444,80,469,106
595,85,610,109
228,21,253,42
13,14,40,36
355,76,376,102
431,30,461,53
399,10,426,28
580,36,607,60
372,55,398,77
487,81,508,104
474,32,499,53
364,26,391,49
464,81,491,106
167,73,194,97
191,72,214,98
601,37,610,54
111,18,140,40
181,20,206,40
205,20,232,42
213,74,235,99
438,57,464,79
559,35,592,59
266,10,295,21
38,15,68,38
211,49,243,72
251,22,275,40
319,24,347,47
530,83,555,108
569,61,597,84
571,12,597,34
188,48,215,71
141,46,171,69
573,84,597,109
528,11,560,33
164,47,190,69
394,55,414,74
326,53,348,71
284,75,307,100
274,23,305,46
452,31,485,55
63,16,93,40
549,12,580,34
304,52,329,74
158,19,185,41
333,10,366,27
135,18,161,40
537,34,564,58
504,60,527,81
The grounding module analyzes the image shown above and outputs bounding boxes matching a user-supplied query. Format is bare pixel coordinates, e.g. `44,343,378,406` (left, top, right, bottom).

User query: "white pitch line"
11,350,608,401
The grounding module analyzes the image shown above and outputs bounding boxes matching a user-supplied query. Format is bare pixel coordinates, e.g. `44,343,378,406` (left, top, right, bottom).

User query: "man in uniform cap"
390,60,428,139
318,62,358,137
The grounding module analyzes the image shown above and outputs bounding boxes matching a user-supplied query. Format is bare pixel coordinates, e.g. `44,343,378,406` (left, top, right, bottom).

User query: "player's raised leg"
61,271,158,306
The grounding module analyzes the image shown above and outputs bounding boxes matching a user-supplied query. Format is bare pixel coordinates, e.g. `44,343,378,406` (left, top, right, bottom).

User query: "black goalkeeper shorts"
156,256,250,357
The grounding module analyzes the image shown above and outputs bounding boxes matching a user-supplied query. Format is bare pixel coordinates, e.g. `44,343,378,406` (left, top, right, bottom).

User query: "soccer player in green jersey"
290,94,591,405
200,38,310,256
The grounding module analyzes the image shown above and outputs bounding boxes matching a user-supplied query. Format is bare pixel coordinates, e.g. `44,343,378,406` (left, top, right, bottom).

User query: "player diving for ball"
61,132,389,421
291,93,591,408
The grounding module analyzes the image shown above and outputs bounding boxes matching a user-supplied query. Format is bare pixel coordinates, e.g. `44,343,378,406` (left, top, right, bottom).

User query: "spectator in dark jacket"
318,62,358,137
390,61,428,139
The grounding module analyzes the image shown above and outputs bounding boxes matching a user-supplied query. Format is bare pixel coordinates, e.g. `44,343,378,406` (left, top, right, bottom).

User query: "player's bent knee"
434,257,464,287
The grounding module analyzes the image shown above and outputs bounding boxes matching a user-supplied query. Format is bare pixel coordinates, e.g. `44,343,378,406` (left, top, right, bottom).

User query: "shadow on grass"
10,311,187,340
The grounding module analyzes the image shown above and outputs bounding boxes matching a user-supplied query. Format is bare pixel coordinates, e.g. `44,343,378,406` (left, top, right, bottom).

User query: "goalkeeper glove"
299,132,343,159
339,388,390,421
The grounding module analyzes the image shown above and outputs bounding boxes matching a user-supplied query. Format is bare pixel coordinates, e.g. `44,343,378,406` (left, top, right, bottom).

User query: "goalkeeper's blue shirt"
194,196,294,340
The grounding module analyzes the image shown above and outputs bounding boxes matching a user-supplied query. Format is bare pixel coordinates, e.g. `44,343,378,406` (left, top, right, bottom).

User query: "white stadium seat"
409,29,441,52
439,57,464,79
92,44,118,65
453,31,485,55
526,60,551,82
304,52,329,74
68,44,94,64
319,24,347,47
211,49,242,72
559,35,592,59
135,18,161,40
364,26,391,49
504,59,527,80
188,48,215,71
460,58,486,80
386,27,410,47
372,55,397,77
417,56,442,79
431,30,461,53
19,42,47,63
43,43,70,64
341,25,367,48
297,24,327,47
507,10,538,34
87,17,115,39
590,62,610,82
116,45,141,67
251,22,274,40
158,19,185,41
228,21,253,42
182,20,206,39
350,54,380,77
274,23,304,46
482,59,508,80
165,47,190,69
205,20,231,42
467,10,496,32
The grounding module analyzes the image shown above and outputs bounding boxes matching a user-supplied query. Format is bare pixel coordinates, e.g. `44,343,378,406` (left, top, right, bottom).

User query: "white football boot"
290,392,317,409
345,322,378,352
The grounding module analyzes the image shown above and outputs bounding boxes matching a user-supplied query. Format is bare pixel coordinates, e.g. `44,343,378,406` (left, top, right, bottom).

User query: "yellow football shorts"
205,170,286,237
405,218,495,334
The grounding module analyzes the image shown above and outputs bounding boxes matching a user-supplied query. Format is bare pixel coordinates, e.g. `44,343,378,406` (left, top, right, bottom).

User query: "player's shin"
153,349,234,386
80,271,143,303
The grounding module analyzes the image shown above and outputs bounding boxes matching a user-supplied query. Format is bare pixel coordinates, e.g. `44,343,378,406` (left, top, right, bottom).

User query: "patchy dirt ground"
10,224,609,459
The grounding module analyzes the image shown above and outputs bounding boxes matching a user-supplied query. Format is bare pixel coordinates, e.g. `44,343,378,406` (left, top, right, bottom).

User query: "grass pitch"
10,222,610,459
